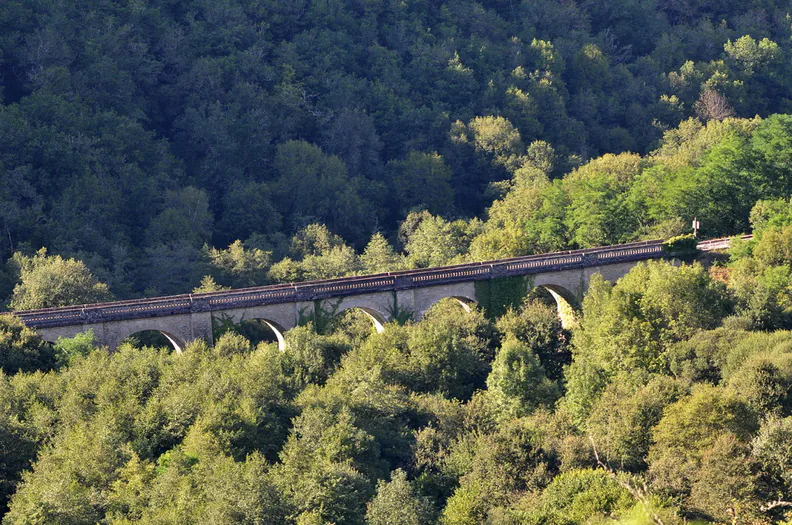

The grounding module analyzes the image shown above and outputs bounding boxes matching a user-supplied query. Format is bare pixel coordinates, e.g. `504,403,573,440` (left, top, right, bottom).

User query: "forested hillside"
3,222,792,523
3,0,792,301
4,0,792,523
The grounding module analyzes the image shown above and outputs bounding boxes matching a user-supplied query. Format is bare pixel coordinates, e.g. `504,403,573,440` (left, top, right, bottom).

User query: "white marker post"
692,217,701,238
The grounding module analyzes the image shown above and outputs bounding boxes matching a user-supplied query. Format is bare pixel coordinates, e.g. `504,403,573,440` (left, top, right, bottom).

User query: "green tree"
0,315,55,374
562,153,646,248
203,240,272,288
0,373,46,515
390,152,455,217
145,187,214,248
573,261,730,376
365,469,435,525
193,275,231,294
53,330,96,367
401,212,480,268
290,224,347,259
441,418,554,524
648,385,759,498
216,181,282,247
468,176,552,260
8,248,112,310
111,451,290,524
486,335,559,418
726,351,792,416
272,407,377,525
586,376,684,470
465,116,526,173
268,225,361,282
752,416,792,505
405,303,495,400
677,134,764,236
495,299,570,381
281,325,350,389
139,240,204,296
514,468,634,524
724,36,782,75
563,261,730,425
359,233,405,274
686,433,761,521
299,244,360,280
751,115,792,197
273,141,374,245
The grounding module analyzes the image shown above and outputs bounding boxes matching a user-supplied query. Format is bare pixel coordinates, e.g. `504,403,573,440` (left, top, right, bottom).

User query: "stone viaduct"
11,237,738,351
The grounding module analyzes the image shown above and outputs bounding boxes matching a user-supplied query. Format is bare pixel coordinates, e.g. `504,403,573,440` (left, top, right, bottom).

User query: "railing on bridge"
10,236,747,329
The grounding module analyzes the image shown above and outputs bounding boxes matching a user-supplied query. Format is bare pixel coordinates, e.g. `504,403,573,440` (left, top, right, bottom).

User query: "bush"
662,234,698,258
0,315,55,374
519,468,634,524
54,330,96,367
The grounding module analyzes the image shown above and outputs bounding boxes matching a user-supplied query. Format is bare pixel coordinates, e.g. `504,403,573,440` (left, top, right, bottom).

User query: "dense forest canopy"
3,229,792,522
4,0,792,523
3,0,792,302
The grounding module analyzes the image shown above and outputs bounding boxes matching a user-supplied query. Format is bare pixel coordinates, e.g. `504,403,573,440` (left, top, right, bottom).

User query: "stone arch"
121,330,187,353
451,296,478,313
421,295,479,319
337,305,389,334
534,284,579,329
37,332,66,346
233,317,288,352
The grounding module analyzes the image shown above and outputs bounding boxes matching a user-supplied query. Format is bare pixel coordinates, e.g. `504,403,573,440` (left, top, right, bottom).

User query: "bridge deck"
9,236,748,329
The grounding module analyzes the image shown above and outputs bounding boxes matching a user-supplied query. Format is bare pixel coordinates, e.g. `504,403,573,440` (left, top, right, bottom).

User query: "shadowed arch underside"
122,330,187,353
337,306,388,333
239,318,287,351
537,285,580,329
421,295,479,319
452,296,478,312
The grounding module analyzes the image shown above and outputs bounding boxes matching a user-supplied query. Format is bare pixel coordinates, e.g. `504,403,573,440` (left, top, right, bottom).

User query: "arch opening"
422,296,479,319
534,285,580,329
310,306,391,344
338,306,388,334
257,319,286,351
452,296,477,313
39,334,58,346
122,330,186,353
215,316,287,352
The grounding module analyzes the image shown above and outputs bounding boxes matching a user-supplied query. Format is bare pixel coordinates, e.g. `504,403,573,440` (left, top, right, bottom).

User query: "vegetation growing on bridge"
298,299,345,334
474,275,531,320
661,233,699,258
